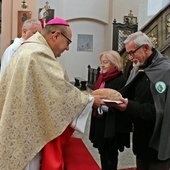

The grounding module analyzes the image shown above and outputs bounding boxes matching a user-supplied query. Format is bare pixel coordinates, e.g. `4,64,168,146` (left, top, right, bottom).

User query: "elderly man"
0,18,105,170
107,31,170,170
1,19,42,74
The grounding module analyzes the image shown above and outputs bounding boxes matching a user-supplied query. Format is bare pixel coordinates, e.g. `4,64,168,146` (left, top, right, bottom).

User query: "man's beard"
132,52,146,67
132,59,144,67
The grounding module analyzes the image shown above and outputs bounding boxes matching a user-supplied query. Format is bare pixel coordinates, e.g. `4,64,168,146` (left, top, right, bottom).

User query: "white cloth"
97,107,103,115
24,152,42,170
71,95,94,133
1,37,24,75
97,105,109,115
101,105,109,112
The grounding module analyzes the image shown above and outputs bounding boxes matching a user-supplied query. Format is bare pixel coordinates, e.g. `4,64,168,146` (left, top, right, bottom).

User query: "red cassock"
41,125,74,170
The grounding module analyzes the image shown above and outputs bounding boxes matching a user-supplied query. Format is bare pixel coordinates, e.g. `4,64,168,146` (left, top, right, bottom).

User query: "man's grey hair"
22,19,41,29
124,31,153,48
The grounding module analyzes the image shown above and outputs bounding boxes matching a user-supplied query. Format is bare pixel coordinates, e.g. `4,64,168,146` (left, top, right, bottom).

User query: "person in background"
107,31,170,170
0,17,105,170
0,19,42,75
89,50,132,170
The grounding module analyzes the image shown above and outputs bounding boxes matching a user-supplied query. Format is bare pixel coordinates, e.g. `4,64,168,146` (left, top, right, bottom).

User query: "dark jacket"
121,49,170,160
89,72,132,152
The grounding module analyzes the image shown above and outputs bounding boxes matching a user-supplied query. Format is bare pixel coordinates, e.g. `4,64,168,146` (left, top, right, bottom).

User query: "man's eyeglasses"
60,32,72,45
51,31,72,45
126,45,144,56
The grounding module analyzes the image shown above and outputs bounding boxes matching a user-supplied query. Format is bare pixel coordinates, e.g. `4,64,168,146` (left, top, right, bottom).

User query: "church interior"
0,0,170,169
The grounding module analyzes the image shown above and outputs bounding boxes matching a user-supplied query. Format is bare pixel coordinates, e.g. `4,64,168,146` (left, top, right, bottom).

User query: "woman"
89,50,132,170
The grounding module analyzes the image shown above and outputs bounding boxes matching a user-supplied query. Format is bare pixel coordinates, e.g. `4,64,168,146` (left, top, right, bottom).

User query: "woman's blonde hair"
99,50,123,71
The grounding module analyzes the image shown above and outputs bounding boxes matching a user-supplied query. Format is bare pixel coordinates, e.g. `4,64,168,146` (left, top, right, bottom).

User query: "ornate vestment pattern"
0,33,89,170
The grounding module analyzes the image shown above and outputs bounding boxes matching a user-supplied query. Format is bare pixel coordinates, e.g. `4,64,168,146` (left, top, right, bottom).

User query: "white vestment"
1,37,24,75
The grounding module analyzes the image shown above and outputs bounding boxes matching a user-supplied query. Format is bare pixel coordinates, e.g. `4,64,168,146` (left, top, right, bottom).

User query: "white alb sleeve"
70,95,94,133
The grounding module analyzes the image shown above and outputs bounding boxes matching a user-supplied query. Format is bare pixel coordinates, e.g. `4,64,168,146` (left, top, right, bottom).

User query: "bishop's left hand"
92,95,106,108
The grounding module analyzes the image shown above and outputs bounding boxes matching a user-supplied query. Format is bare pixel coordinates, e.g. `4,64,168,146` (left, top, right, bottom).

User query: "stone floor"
74,113,136,169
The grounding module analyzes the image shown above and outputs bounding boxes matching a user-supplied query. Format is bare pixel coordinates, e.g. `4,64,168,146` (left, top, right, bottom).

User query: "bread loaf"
92,88,122,101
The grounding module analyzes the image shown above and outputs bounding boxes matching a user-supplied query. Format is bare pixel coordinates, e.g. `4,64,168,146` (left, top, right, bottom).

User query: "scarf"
94,67,120,90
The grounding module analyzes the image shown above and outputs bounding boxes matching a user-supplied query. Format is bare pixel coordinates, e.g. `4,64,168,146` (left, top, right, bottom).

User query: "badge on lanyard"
155,81,166,93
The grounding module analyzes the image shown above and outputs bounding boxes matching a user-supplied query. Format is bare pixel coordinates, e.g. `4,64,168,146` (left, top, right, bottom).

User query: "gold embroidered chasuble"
0,32,89,170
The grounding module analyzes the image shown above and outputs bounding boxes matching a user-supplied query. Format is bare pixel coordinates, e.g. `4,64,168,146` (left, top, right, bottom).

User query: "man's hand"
104,98,128,111
92,95,106,108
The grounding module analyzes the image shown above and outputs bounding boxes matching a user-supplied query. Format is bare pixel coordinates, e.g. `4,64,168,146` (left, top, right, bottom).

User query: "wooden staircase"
113,2,170,77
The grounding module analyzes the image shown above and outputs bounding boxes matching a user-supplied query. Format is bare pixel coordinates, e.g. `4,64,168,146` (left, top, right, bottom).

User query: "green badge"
155,81,166,93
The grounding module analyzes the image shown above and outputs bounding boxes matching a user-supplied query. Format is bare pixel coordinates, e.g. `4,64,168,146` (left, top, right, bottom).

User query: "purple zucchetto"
45,17,69,26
